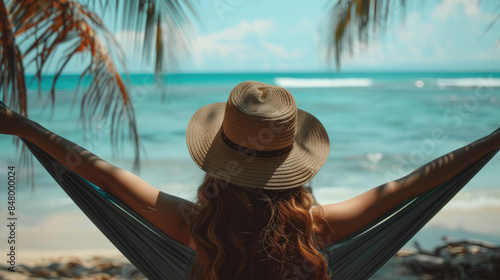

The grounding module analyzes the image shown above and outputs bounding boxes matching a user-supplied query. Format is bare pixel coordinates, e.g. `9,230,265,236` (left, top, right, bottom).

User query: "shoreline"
3,239,497,280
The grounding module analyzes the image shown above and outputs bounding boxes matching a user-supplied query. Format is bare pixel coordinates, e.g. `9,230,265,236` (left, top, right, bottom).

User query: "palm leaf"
9,0,141,170
87,0,196,79
479,4,500,40
323,0,406,69
0,0,27,115
0,0,36,187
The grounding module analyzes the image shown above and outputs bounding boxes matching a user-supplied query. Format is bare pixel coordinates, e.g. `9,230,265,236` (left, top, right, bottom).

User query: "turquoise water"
1,71,500,248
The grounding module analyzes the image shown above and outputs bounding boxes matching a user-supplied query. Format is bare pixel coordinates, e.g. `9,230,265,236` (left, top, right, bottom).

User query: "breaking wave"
274,77,374,88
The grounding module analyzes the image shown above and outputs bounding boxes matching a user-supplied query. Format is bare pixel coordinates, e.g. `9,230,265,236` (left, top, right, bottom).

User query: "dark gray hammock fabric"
21,135,499,280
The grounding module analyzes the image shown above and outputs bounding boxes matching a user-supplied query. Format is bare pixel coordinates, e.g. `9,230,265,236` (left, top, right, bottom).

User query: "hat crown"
222,81,297,151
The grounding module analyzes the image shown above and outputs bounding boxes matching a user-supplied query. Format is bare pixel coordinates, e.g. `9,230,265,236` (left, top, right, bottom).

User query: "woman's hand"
0,103,32,137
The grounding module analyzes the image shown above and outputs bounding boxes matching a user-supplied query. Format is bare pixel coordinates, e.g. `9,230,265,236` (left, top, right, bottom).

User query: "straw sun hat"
186,81,330,189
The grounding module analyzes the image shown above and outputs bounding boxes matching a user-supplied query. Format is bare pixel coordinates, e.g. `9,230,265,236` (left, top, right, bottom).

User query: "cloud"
114,30,145,54
115,27,191,71
191,19,273,65
290,18,314,34
342,12,500,71
432,0,481,21
341,9,491,69
203,19,275,41
261,42,304,59
191,19,306,68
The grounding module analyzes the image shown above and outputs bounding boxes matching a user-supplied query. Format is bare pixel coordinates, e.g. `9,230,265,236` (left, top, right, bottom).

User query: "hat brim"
186,102,330,189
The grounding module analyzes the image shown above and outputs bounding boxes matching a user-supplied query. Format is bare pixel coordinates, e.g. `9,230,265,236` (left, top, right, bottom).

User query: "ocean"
1,71,500,251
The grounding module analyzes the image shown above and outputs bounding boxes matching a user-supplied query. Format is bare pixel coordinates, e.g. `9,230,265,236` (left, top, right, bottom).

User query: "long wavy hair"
188,174,330,280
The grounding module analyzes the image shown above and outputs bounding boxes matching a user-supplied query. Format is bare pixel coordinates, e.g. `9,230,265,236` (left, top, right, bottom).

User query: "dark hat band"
221,128,293,158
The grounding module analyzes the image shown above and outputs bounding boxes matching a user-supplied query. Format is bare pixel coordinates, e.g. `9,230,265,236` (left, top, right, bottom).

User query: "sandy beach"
0,250,145,279
2,250,412,279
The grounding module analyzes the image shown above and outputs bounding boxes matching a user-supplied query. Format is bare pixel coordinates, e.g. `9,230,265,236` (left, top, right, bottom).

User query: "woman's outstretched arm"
0,104,193,246
313,129,500,246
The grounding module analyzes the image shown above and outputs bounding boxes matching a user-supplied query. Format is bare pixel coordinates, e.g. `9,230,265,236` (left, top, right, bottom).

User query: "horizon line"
24,69,500,76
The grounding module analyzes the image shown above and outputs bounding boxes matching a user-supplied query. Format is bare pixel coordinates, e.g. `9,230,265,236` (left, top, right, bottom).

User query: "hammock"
21,135,499,280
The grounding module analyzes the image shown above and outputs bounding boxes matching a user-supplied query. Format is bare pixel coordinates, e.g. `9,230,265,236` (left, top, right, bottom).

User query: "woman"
1,81,499,279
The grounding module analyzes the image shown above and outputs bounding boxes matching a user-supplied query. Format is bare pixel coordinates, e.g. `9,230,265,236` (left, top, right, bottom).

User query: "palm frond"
87,0,196,79
0,0,27,115
323,0,406,69
10,0,141,170
0,0,35,188
479,4,500,39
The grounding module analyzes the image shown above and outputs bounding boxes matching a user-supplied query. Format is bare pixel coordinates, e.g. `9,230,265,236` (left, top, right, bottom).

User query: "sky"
127,0,500,72
27,0,500,73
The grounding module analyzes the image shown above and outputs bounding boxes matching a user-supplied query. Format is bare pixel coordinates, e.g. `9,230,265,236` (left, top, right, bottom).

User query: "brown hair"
188,174,329,280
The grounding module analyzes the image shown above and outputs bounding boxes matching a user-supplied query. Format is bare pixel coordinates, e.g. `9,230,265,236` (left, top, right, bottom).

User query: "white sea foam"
436,78,500,88
274,77,373,88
